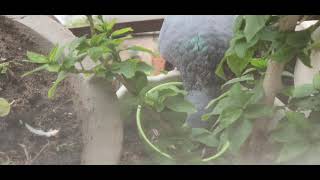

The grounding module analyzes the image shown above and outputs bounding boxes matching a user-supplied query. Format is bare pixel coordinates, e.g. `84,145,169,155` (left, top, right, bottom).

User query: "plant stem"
86,15,95,36
246,15,301,164
115,74,138,95
72,69,95,74
79,62,85,71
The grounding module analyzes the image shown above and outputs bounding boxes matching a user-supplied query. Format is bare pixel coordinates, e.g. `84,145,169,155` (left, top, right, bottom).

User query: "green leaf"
88,47,104,61
210,84,252,115
160,110,187,123
111,35,133,45
250,58,268,69
289,94,320,111
244,15,270,41
107,19,117,32
201,112,216,121
243,104,274,119
26,51,48,64
97,15,104,23
221,74,254,89
159,87,186,98
0,62,9,74
76,38,91,53
215,57,227,80
205,91,229,109
191,128,211,137
127,45,155,56
277,141,311,163
228,83,253,108
113,59,153,79
0,98,10,117
49,45,63,63
213,108,243,135
126,72,148,94
144,91,159,109
164,95,197,113
144,84,187,112
95,24,104,33
202,140,230,162
247,82,264,104
90,33,106,46
258,27,281,42
271,123,306,143
219,108,243,127
297,51,312,68
242,67,257,75
21,64,49,77
233,16,244,33
234,39,249,58
191,128,219,147
48,71,68,99
286,111,310,130
112,59,136,78
136,61,154,75
62,55,78,70
228,119,252,154
111,27,133,37
271,45,296,63
210,97,234,115
292,84,316,98
313,73,320,90
46,64,60,72
228,32,245,53
232,34,259,59
68,36,87,51
285,30,311,48
226,54,250,76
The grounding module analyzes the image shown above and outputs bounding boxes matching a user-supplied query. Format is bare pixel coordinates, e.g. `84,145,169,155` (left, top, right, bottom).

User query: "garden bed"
0,17,82,165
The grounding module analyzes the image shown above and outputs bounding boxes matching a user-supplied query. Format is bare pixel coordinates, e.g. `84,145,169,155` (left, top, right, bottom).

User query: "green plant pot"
135,82,230,164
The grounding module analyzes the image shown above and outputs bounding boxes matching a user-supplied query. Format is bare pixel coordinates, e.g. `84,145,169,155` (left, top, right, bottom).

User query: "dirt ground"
0,17,155,165
0,17,82,165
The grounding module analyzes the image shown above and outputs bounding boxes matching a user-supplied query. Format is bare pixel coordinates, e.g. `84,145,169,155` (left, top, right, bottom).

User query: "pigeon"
159,15,236,128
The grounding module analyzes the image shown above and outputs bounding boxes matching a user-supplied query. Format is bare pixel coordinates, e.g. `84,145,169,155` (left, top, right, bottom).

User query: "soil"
0,17,82,165
119,116,155,165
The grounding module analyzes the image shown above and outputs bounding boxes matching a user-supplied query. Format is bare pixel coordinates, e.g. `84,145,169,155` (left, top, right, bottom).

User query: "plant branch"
246,15,301,164
115,74,138,95
86,15,95,36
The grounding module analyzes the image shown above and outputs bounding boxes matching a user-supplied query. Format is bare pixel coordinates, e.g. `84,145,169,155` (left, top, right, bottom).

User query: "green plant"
136,82,231,164
0,62,9,74
24,15,211,164
23,16,155,98
0,98,10,117
203,15,320,164
269,74,320,163
21,15,320,164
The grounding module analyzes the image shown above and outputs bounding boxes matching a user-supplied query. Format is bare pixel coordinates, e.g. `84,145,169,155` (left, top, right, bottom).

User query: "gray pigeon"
159,15,236,128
